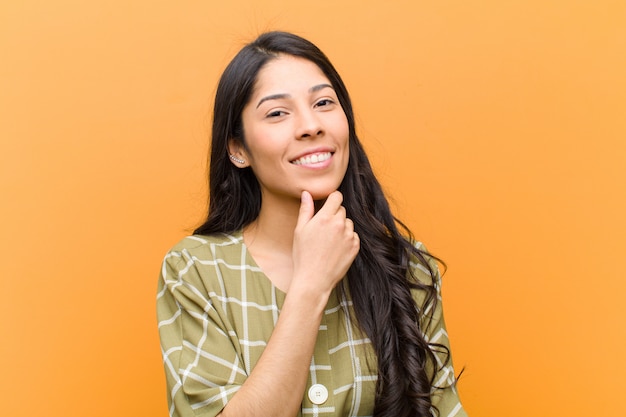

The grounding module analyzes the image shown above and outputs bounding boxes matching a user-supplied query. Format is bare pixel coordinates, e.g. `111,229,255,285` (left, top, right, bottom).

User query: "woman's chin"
307,189,335,202
299,181,344,202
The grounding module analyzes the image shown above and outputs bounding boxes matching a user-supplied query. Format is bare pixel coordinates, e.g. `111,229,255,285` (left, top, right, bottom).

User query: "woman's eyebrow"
256,84,334,109
309,83,334,93
256,93,290,109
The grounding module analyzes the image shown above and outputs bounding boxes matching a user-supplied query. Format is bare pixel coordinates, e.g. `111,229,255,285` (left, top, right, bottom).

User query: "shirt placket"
301,289,338,416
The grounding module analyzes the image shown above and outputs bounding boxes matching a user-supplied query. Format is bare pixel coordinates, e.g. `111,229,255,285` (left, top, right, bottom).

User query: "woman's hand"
291,190,360,296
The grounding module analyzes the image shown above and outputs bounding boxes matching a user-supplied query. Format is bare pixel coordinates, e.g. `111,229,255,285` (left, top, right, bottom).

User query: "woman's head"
231,54,350,202
202,31,364,232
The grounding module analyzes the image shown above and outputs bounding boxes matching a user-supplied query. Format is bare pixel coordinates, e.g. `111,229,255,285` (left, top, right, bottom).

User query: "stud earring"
229,154,245,164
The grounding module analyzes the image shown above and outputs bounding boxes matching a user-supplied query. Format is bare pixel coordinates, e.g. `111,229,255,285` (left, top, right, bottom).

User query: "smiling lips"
290,151,332,166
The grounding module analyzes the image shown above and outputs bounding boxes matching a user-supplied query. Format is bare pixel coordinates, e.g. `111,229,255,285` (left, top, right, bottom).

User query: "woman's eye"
315,99,334,107
267,110,285,118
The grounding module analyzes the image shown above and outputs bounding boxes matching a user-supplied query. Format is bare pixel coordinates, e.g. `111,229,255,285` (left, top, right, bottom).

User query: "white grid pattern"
157,233,467,417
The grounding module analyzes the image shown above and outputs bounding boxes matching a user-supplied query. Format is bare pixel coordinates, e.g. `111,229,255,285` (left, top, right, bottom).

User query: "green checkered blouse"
157,232,467,417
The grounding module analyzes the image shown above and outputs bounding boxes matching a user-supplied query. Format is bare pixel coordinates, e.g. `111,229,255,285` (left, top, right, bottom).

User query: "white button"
308,384,329,405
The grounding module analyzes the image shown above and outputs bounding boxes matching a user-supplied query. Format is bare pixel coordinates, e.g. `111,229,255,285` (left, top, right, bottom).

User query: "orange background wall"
2,1,625,416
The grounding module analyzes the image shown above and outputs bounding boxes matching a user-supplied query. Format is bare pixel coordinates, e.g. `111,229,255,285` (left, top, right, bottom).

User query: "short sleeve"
156,246,247,417
411,244,469,417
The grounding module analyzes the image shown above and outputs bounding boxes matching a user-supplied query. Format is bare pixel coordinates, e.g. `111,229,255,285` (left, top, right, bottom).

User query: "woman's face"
232,55,350,204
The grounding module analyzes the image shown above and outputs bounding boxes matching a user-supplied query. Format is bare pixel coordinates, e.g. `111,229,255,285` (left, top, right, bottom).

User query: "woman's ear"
227,139,249,167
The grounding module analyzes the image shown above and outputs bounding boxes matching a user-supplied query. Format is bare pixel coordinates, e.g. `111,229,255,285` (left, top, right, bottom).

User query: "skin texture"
218,56,360,417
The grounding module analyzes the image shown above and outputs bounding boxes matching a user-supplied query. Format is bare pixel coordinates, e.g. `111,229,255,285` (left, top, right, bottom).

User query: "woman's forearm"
217,284,330,417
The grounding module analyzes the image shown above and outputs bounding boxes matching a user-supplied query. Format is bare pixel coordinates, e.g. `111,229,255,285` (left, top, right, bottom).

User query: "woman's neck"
242,195,302,292
247,195,300,247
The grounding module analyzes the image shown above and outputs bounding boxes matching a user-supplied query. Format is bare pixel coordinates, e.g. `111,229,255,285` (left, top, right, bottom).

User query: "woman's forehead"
252,55,331,96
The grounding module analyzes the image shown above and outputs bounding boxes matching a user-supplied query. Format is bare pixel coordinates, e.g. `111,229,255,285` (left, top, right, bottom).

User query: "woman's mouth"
290,152,333,166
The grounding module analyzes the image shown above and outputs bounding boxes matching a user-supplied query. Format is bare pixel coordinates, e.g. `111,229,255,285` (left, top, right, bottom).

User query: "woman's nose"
295,109,323,139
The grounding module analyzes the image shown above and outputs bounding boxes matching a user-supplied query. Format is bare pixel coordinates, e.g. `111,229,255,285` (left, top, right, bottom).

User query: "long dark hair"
195,31,450,417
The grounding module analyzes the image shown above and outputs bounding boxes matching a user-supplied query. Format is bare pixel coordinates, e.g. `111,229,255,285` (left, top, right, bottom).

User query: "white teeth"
292,152,331,165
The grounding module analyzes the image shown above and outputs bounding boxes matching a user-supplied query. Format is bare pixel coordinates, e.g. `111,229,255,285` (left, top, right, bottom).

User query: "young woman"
157,31,468,417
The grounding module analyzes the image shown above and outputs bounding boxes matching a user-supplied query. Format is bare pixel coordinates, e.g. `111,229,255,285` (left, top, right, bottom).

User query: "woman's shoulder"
160,231,251,288
407,239,440,287
168,231,243,252
164,231,246,263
